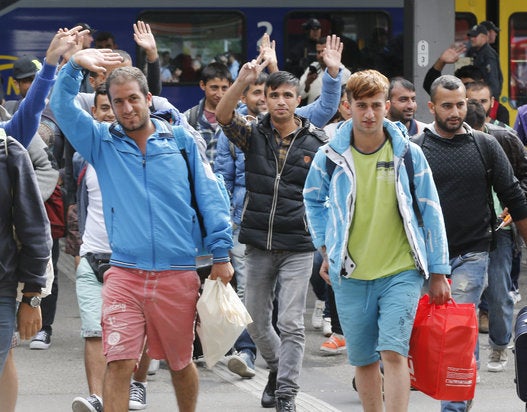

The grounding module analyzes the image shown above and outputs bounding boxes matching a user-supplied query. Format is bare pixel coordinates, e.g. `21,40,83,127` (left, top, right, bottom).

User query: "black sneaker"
129,381,147,410
261,371,277,408
29,330,51,350
276,397,296,412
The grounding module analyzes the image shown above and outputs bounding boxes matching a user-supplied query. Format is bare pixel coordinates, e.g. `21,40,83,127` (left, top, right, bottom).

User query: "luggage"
514,306,527,402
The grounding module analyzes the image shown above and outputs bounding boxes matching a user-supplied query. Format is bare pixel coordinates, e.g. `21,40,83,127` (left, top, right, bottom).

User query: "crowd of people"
0,15,526,412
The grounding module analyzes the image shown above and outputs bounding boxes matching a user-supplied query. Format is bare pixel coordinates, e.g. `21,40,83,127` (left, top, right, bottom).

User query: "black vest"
239,114,327,251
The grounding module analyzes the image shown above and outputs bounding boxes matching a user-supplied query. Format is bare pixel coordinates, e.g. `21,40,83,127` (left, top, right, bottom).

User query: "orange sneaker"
320,333,346,355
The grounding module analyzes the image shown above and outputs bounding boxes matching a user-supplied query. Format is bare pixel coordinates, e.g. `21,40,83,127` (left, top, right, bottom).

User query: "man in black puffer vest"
217,58,327,412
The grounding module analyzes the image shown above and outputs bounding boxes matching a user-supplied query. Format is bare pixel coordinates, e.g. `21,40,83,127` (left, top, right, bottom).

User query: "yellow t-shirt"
347,140,416,280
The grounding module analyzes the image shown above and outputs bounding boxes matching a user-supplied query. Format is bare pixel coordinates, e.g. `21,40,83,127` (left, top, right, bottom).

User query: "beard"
435,115,464,135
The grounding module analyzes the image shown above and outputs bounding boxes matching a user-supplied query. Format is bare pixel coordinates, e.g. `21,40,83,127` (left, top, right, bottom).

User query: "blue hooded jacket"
50,60,232,271
303,119,451,281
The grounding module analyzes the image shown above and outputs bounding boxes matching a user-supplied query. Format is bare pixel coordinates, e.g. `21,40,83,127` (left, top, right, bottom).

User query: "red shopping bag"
408,294,478,401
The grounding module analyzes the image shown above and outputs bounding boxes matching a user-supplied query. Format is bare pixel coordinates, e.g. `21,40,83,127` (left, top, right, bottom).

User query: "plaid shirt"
185,100,223,167
219,111,301,171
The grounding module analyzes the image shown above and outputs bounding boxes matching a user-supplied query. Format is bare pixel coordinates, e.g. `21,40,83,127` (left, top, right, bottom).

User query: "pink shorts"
101,266,200,371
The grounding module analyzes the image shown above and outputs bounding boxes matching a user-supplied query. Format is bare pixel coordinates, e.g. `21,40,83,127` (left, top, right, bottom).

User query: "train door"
500,0,527,122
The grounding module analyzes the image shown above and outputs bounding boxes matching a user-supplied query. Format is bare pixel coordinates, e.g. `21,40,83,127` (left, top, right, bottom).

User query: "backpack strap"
187,105,200,130
0,128,8,157
172,127,207,238
403,147,423,227
325,143,423,227
326,155,336,179
229,141,237,161
471,130,498,248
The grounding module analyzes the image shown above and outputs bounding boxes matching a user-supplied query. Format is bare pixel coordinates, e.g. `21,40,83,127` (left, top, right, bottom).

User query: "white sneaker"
311,300,325,329
147,359,160,375
322,317,332,337
487,348,508,372
30,330,51,350
510,290,522,305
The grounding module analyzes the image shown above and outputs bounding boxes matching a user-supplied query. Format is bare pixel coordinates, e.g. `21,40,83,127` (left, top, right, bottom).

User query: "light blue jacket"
50,61,232,271
303,119,450,281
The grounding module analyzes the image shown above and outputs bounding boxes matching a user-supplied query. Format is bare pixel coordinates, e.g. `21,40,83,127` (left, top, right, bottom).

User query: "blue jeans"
230,227,257,357
230,227,247,301
0,295,17,375
244,246,313,399
481,230,514,349
441,250,489,412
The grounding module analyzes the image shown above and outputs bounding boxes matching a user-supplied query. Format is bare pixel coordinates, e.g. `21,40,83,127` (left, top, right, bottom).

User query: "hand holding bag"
408,294,478,401
196,278,253,369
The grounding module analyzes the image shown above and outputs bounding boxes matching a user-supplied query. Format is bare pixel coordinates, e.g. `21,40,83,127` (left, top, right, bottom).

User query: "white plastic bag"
196,278,252,369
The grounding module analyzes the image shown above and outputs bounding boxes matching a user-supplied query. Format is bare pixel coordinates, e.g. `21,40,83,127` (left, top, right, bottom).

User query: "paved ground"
12,243,527,411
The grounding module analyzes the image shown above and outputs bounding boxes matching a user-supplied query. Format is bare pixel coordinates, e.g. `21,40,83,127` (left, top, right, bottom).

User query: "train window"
137,11,245,85
455,13,477,44
283,11,401,79
509,13,527,109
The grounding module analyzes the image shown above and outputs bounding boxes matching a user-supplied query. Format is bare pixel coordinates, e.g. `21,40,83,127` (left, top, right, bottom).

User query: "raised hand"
439,44,467,64
70,48,125,73
322,34,343,78
133,20,158,63
237,50,270,86
46,26,91,66
259,33,278,72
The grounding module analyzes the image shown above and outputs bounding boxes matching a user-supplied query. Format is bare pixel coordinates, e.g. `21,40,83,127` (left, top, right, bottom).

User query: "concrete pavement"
12,244,527,411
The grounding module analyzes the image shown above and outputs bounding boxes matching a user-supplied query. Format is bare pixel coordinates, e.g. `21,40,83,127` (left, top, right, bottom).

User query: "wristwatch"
21,295,42,308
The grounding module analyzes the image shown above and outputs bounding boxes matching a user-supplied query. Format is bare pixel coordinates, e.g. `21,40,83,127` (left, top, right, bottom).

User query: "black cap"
302,18,321,30
75,22,95,34
13,56,42,80
467,24,488,37
480,20,500,32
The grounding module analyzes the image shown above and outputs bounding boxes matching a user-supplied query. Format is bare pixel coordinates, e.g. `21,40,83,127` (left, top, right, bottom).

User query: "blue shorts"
332,269,423,366
76,257,103,338
0,295,17,374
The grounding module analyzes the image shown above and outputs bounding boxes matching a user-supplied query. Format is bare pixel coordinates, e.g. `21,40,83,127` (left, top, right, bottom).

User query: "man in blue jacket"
50,48,233,412
303,69,451,412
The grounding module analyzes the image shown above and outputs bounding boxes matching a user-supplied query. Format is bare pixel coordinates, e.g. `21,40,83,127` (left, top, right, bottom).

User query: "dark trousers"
41,238,60,334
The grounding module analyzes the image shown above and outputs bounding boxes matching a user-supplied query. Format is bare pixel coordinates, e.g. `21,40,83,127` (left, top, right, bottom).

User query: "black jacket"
484,123,527,195
0,136,51,297
239,114,327,251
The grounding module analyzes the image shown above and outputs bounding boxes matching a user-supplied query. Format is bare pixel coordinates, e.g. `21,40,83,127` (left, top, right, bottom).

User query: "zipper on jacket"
266,131,299,250
143,152,157,266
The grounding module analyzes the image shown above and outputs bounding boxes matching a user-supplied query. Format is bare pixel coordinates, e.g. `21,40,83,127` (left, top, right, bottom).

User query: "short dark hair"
200,62,232,84
95,31,115,43
242,72,268,96
388,77,415,98
430,75,464,102
94,83,109,108
454,65,484,82
265,71,300,96
465,98,486,130
465,80,491,96
106,66,149,101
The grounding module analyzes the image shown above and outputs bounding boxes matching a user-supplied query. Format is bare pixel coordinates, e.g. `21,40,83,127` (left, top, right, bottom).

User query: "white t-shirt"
80,164,111,255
